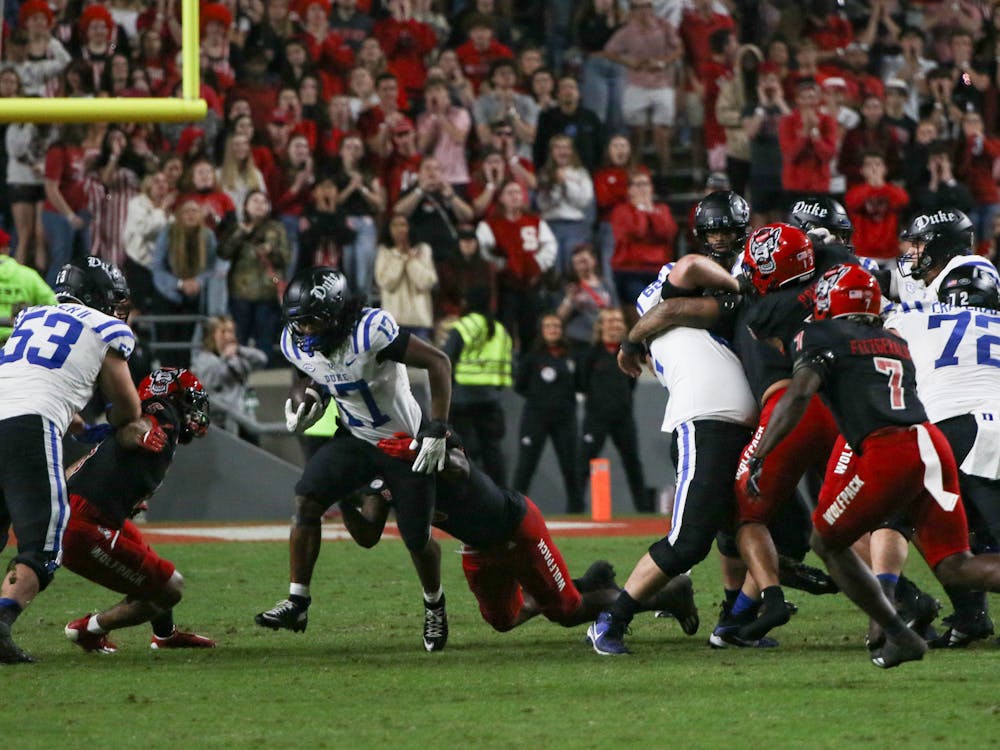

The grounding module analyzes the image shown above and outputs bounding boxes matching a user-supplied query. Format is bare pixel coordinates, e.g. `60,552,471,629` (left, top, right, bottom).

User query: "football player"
747,264,1000,668
869,265,1000,648
787,195,855,248
62,368,216,653
254,267,456,652
0,258,155,664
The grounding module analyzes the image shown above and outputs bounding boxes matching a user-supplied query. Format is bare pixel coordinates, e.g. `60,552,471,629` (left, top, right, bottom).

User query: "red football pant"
814,425,970,568
735,389,839,524
461,498,583,632
60,494,175,597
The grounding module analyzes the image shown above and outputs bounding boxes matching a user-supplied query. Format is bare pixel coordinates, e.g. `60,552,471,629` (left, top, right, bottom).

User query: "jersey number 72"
929,311,1000,369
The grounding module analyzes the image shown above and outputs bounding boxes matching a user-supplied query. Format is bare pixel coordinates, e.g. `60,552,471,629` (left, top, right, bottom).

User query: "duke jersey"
0,303,135,434
637,264,757,432
884,300,1000,423
67,398,182,526
792,319,927,451
889,255,1000,304
279,308,422,444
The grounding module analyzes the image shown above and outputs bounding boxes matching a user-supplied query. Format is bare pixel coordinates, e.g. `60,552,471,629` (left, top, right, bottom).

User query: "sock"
609,591,638,627
151,610,175,639
0,598,22,626
731,591,757,617
289,583,310,599
423,587,443,606
876,573,899,601
944,585,987,619
723,588,740,608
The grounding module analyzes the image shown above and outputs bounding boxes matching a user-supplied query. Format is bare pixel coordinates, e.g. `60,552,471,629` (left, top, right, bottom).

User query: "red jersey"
373,18,437,99
699,60,732,149
609,202,678,273
778,110,839,192
456,39,514,94
297,29,354,75
44,143,88,213
679,10,736,72
957,135,1000,204
383,151,422,209
844,183,909,259
593,167,630,221
482,213,556,288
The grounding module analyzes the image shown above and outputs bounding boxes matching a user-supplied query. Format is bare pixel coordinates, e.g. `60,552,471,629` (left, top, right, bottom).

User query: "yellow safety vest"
453,313,513,387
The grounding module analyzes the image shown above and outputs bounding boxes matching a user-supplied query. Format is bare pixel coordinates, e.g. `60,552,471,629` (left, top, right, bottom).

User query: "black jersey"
514,346,576,411
67,397,181,525
432,460,528,550
792,319,928,452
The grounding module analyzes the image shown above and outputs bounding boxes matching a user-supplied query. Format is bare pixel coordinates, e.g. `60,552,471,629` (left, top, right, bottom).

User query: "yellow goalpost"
0,0,207,123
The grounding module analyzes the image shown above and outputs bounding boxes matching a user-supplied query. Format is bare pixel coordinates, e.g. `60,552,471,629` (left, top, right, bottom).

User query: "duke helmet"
898,209,975,280
937,264,1000,309
812,264,882,321
53,257,130,319
788,196,854,246
692,191,751,266
137,367,210,444
742,223,816,295
282,267,362,354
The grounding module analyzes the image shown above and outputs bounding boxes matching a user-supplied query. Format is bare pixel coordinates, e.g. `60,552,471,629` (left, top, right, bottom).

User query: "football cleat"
871,631,927,669
587,612,629,655
649,574,700,636
896,589,941,638
778,556,839,595
423,594,448,652
64,615,118,654
255,598,309,633
736,597,794,642
151,628,217,649
572,560,618,593
0,621,34,664
929,610,994,649
708,628,779,649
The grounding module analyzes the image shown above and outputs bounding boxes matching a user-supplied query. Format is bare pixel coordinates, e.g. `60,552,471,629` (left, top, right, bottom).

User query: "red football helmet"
138,367,210,443
812,264,882,320
742,223,815,295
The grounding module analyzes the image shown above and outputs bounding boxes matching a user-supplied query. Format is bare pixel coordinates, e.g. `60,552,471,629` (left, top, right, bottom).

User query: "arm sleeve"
535,220,558,272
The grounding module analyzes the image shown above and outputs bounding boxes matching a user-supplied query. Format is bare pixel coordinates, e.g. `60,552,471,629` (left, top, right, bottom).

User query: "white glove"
284,393,323,434
409,420,450,474
805,227,834,246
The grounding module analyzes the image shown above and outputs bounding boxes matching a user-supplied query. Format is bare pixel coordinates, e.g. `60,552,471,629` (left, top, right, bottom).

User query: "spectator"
577,307,653,513
477,181,557,350
5,114,57,271
882,78,917,148
534,77,605,173
14,0,71,97
329,0,374,52
603,0,684,175
473,58,539,161
435,225,497,320
41,124,91,285
416,79,471,191
321,96,355,161
374,214,438,341
910,141,974,216
296,0,354,83
901,118,938,196
123,171,173,315
434,48,477,109
373,0,437,104
134,28,176,96
946,29,989,115
592,135,639,284
839,95,903,189
86,125,148,269
777,78,838,200
217,190,291,364
346,66,379,122
98,52,132,96
556,244,613,362
381,116,423,209
77,4,121,91
840,42,885,107
0,228,57,346
609,170,677,326
679,0,736,74
717,43,763,198
803,0,852,62
395,156,474,267
513,314,581,513
527,68,557,113
742,61,789,225
449,0,513,49
468,146,535,219
956,109,1000,243
246,0,297,75
268,133,314,268
535,135,596,276
178,155,237,237
298,178,356,270
329,134,386,300
411,0,450,46
455,15,513,94
359,73,407,156
576,0,626,137
192,315,268,444
881,27,935,121
199,3,238,97
844,151,909,264
695,27,739,175
217,134,267,223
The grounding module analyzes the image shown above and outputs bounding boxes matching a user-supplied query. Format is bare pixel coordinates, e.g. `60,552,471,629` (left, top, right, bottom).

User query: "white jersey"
884,299,1000,423
637,265,757,433
889,255,999,304
279,307,422,444
0,303,135,434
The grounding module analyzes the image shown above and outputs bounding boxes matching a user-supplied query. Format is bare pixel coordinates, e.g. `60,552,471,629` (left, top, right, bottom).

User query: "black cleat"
649,574,699,635
0,621,34,664
736,597,793,642
930,610,994,649
255,598,309,633
423,594,448,652
897,590,941,639
572,560,618,593
871,630,927,668
778,556,839,595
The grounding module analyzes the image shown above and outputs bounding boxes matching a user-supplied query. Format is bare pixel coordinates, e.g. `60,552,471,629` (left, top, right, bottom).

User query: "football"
288,380,322,411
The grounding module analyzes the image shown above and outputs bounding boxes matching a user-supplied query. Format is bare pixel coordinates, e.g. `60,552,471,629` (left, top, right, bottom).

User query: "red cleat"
65,615,118,654
150,628,216,649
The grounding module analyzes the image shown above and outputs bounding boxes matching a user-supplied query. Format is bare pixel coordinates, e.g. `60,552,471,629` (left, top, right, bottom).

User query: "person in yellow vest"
442,284,513,485
0,228,57,345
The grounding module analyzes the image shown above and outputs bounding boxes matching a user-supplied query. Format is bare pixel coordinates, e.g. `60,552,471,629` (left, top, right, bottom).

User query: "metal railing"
131,313,209,353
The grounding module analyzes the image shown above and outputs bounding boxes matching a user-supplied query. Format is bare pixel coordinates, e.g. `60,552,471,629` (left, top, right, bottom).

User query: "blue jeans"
970,202,1000,248
230,296,284,365
581,55,626,137
595,221,618,302
343,215,377,301
279,214,301,278
547,219,594,277
42,209,91,285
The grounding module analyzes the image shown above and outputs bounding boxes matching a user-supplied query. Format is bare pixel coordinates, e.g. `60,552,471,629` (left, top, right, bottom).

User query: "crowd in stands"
6,0,1000,506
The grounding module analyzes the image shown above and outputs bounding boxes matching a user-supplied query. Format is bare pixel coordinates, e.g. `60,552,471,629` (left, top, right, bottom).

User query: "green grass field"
3,534,999,749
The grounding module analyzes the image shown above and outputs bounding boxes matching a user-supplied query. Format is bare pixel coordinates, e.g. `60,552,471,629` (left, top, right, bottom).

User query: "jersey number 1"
873,357,905,410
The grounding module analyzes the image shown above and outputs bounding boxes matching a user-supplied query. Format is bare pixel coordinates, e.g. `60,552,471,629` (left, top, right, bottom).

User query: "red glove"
376,431,417,462
139,415,170,453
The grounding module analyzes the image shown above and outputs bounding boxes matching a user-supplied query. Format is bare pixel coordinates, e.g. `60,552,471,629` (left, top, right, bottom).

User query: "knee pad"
650,531,714,577
648,538,685,577
294,495,329,527
12,550,58,591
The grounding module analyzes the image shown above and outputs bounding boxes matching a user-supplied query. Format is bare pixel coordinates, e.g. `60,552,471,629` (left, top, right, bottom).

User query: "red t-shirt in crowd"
484,213,550,287
679,10,736,72
958,135,1000,205
456,38,514,94
373,17,437,99
777,109,839,193
844,182,909,259
44,144,88,213
593,166,631,222
699,60,732,150
609,202,678,273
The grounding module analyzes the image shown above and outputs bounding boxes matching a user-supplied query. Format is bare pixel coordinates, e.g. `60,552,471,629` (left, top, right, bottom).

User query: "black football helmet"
282,267,361,354
788,196,854,246
937,263,1000,309
692,191,751,266
138,368,210,444
898,209,975,280
53,257,130,320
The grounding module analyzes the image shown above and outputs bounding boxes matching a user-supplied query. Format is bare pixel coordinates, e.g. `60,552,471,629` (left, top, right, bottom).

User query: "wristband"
620,340,647,357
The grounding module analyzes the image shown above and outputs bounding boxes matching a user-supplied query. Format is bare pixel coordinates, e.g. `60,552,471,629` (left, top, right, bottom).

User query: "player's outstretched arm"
629,296,722,344
752,367,822,461
99,351,142,428
668,254,741,293
340,493,390,549
401,335,452,422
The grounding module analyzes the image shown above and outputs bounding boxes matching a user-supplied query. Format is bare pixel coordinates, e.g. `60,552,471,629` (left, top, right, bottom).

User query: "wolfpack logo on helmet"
792,200,828,218
146,369,177,396
748,226,782,274
813,265,851,316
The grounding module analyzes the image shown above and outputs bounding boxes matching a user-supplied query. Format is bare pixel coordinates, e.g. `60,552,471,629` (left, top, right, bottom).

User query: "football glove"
284,390,323,433
410,420,450,474
746,455,765,497
139,415,169,453
377,432,418,462
72,422,115,444
734,273,758,299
